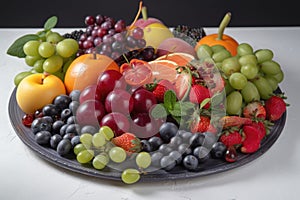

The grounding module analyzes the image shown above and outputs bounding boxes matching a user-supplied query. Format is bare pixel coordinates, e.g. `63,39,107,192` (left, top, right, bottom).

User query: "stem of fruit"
217,12,231,40
128,1,143,31
142,6,148,20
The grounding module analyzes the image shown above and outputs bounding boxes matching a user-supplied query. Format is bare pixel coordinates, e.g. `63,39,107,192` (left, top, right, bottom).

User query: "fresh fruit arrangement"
7,2,288,184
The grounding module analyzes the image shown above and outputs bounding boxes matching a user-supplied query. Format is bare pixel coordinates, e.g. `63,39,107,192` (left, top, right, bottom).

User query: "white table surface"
1,27,299,200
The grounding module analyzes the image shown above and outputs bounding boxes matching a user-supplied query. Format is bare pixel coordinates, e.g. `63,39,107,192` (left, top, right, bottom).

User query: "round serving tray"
8,88,286,182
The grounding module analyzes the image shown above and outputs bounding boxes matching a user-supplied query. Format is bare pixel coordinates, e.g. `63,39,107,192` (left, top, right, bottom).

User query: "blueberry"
80,125,97,135
54,94,72,110
189,133,205,149
159,122,178,143
182,155,199,171
63,132,77,140
202,132,218,149
151,152,164,167
31,118,52,134
59,124,69,137
69,101,80,114
50,134,62,149
65,123,81,135
66,116,76,124
69,90,81,102
177,130,192,143
71,135,80,147
35,131,51,145
42,104,61,118
169,135,183,148
140,139,153,152
160,155,176,171
52,120,65,134
169,150,182,164
193,146,211,163
211,142,227,159
61,108,72,122
57,139,72,156
148,136,163,151
177,143,192,156
158,144,173,155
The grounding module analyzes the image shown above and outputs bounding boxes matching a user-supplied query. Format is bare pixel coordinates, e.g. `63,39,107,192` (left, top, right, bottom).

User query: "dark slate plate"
8,88,287,182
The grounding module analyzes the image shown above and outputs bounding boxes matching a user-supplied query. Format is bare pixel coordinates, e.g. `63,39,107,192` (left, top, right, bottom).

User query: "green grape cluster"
197,43,284,115
21,32,78,80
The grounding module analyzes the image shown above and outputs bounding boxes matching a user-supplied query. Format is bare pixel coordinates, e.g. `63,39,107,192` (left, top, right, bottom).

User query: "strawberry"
220,116,252,129
219,130,243,148
190,115,211,133
111,132,141,153
241,125,261,153
243,101,266,119
265,95,287,121
152,79,175,102
250,121,266,140
189,84,210,109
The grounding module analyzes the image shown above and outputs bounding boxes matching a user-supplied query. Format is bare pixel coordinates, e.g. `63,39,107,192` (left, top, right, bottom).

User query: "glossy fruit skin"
132,88,157,113
159,122,178,143
75,100,106,127
16,73,66,114
265,95,287,121
111,132,141,153
64,53,119,93
105,89,134,114
100,112,130,137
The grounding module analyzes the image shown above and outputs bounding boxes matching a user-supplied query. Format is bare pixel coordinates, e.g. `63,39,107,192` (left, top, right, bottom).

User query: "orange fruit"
156,52,195,66
148,60,178,82
64,54,119,94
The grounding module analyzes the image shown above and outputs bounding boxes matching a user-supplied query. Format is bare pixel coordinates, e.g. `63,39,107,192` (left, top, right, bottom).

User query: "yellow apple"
16,73,66,114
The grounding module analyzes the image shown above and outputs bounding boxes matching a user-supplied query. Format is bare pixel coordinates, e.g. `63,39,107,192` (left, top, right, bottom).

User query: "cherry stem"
128,1,143,31
217,12,231,40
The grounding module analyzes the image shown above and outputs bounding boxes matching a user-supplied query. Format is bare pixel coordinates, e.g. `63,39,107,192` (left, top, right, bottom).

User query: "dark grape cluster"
63,30,85,41
173,25,206,47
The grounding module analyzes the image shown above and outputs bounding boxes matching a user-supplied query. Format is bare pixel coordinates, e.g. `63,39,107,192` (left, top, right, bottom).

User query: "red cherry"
22,114,35,127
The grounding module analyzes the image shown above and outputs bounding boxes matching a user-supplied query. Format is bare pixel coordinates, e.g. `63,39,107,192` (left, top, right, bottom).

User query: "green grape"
109,147,127,163
74,143,87,155
265,75,279,91
76,149,94,164
229,72,248,90
272,69,284,83
260,60,281,75
99,126,114,141
38,42,55,58
237,43,253,56
240,63,259,79
33,59,45,73
56,38,79,58
221,56,241,76
80,133,93,149
92,132,106,147
212,49,231,63
46,32,64,44
121,168,141,184
23,40,40,56
252,76,273,99
43,55,63,73
211,44,226,53
196,44,213,59
239,54,258,66
92,153,109,170
136,152,151,169
25,55,42,66
241,81,260,103
224,79,235,95
255,49,274,63
53,70,64,81
226,91,243,115
14,71,33,86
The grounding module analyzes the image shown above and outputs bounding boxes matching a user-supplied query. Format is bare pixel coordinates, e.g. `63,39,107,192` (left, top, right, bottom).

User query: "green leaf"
200,98,211,109
44,16,58,31
169,102,182,117
164,90,177,111
6,34,40,58
151,104,168,119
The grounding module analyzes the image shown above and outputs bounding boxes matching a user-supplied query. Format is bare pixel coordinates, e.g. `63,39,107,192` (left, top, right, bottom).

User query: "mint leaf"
6,34,39,58
164,90,177,111
151,104,168,119
169,102,182,117
44,16,58,31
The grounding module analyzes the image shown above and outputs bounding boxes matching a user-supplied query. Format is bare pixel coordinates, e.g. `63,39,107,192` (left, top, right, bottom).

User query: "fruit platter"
7,2,288,184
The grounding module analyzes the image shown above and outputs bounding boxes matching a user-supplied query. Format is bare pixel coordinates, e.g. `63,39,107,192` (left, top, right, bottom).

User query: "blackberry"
63,29,84,41
173,25,206,46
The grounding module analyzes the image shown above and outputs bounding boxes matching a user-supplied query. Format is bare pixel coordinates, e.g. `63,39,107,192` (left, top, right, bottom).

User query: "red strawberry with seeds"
219,130,243,148
152,79,175,102
111,132,141,153
189,84,210,109
250,121,266,140
265,95,287,121
241,125,261,153
243,101,266,119
190,115,211,133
